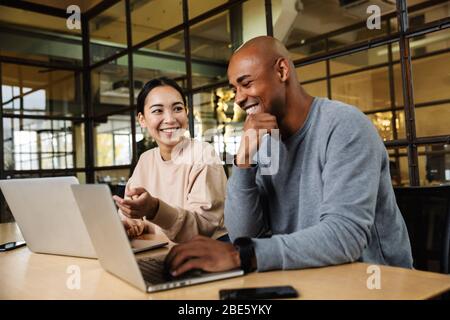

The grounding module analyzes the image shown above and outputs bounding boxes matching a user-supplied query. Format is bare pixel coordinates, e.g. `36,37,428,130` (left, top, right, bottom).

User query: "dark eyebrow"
229,75,250,88
149,101,183,108
236,75,250,84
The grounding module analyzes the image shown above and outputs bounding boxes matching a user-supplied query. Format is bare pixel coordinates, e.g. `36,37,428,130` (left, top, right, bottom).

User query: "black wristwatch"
233,237,257,274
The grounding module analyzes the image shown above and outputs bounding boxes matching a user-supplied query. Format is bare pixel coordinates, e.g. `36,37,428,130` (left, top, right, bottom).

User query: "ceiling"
25,0,103,12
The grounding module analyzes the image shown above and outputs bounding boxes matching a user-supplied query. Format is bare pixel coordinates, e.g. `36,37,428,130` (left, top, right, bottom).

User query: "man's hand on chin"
236,112,278,168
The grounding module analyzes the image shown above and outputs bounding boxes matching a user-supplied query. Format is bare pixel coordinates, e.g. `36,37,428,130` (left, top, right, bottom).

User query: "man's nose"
234,88,247,108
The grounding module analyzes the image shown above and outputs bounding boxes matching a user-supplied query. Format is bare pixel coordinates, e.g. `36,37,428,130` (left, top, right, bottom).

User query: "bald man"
164,36,413,277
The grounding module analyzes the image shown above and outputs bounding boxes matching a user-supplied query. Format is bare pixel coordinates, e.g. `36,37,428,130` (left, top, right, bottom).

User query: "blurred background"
0,0,449,222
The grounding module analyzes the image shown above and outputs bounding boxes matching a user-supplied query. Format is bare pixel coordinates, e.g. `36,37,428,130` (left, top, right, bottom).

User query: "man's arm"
224,165,268,240
253,112,384,271
225,113,277,240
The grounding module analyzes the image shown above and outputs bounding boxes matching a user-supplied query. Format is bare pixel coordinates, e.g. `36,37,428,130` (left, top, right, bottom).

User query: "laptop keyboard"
137,257,168,285
137,256,208,286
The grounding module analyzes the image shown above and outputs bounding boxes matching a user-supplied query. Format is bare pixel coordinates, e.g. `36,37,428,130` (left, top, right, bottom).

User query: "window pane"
327,21,391,51
190,12,231,88
367,111,406,141
193,91,217,139
330,46,388,75
76,172,86,184
189,0,227,19
1,64,83,117
331,67,391,112
135,119,158,160
388,147,409,186
91,59,130,117
410,27,450,58
296,61,326,82
418,144,450,186
0,5,81,35
302,80,328,98
242,0,267,41
135,33,187,90
0,30,82,67
25,1,102,12
131,0,183,45
415,104,450,137
408,1,450,29
193,88,245,171
90,1,126,64
95,169,131,197
144,30,185,56
95,113,132,167
3,118,84,170
411,51,450,105
288,38,327,61
190,11,232,61
393,62,404,108
280,1,396,56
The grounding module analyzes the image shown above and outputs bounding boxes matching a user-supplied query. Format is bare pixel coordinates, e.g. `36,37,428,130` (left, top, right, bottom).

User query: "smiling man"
164,36,413,277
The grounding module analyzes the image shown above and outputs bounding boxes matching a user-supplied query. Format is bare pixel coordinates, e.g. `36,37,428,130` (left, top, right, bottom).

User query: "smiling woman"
136,78,189,161
112,77,229,244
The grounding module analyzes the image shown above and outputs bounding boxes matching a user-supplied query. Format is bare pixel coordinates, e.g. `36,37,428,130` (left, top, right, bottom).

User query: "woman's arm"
150,163,227,242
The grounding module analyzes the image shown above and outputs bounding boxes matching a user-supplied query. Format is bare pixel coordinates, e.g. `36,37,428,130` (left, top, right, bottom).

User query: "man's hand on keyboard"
164,236,241,277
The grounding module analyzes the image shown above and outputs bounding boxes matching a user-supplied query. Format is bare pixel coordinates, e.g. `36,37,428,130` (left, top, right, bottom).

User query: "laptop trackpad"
169,269,205,281
131,239,168,254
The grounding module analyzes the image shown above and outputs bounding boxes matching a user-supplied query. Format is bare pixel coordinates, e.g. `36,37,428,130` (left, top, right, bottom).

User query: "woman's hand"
113,187,160,220
121,217,146,238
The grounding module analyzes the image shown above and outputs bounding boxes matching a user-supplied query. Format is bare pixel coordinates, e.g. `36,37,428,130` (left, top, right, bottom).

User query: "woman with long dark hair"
113,77,228,243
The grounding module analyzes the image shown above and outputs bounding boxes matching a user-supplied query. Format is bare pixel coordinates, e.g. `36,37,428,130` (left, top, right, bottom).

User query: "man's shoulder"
311,97,375,136
315,97,368,123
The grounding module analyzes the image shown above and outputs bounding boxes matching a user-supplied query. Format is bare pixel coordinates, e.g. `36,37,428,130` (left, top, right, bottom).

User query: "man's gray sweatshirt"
225,97,413,271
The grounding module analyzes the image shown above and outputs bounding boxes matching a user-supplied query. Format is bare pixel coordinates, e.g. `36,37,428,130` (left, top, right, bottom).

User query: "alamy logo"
367,5,381,30
366,265,381,290
66,5,81,30
66,265,81,290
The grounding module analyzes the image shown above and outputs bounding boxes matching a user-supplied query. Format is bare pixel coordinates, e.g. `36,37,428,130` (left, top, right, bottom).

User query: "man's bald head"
230,36,293,70
227,36,298,120
227,36,312,138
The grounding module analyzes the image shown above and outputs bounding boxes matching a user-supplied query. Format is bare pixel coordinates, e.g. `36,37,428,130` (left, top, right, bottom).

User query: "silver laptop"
71,184,244,293
0,177,164,258
0,177,96,258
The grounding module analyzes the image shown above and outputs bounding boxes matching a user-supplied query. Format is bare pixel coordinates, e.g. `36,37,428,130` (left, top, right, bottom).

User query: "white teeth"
246,106,259,115
160,128,179,133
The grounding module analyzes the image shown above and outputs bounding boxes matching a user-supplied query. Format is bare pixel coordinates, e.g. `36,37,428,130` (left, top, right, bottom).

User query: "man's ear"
276,57,290,82
137,112,146,128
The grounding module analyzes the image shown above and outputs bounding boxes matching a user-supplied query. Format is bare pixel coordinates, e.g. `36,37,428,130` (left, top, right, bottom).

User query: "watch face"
5,243,14,249
234,237,253,246
0,241,25,251
234,237,255,273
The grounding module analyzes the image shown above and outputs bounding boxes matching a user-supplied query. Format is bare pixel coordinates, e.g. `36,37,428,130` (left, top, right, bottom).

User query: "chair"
394,185,450,274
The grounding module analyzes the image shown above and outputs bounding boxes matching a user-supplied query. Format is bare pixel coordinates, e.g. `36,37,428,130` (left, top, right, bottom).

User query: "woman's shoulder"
139,147,159,160
174,138,222,166
134,148,159,170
